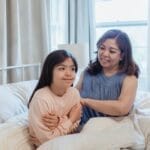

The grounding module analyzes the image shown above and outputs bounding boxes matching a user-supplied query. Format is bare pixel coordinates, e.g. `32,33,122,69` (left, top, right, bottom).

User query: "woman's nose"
102,49,109,56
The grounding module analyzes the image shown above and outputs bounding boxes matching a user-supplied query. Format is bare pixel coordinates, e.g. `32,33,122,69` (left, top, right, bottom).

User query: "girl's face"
98,38,122,72
51,58,76,91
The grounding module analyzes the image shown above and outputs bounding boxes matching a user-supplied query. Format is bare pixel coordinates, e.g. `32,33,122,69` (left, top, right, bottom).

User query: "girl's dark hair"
28,49,78,107
87,29,140,78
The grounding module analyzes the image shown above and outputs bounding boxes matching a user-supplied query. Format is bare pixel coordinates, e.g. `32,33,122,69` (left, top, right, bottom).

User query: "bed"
0,64,150,150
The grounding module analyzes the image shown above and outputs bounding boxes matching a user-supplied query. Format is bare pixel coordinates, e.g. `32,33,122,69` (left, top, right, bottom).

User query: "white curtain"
0,0,96,84
0,0,50,83
147,0,150,91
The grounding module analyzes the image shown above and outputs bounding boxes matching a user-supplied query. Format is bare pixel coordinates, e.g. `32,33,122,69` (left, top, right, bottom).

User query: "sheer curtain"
53,0,96,60
147,0,150,91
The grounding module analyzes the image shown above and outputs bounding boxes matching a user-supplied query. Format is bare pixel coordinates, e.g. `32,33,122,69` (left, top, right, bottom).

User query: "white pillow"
0,86,27,123
134,91,150,109
135,97,150,116
6,80,37,105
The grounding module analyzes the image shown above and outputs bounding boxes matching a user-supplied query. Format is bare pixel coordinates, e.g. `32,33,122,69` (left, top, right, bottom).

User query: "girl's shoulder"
68,87,79,95
67,87,80,100
34,86,48,94
67,87,80,103
33,86,51,100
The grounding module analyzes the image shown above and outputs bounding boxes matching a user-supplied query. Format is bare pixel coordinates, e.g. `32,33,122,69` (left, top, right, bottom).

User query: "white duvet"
37,116,145,150
0,91,150,150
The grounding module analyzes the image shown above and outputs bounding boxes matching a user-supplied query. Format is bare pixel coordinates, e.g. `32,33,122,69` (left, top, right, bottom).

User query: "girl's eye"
71,67,76,71
58,67,65,70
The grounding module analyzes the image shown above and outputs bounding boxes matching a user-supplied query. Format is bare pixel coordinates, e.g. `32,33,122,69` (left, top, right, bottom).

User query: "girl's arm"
82,75,138,116
42,104,82,132
42,89,82,132
29,98,80,144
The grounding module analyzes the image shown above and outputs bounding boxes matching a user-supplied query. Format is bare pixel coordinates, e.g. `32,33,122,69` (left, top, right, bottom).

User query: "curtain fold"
0,0,50,83
0,0,7,67
0,0,7,83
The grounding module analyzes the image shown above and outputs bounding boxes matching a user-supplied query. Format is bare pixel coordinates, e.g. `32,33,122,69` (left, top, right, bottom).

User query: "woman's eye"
110,50,116,54
100,46,105,50
109,48,118,54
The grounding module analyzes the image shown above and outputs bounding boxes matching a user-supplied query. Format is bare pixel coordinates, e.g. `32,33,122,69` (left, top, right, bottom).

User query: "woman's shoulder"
121,75,138,90
123,75,138,83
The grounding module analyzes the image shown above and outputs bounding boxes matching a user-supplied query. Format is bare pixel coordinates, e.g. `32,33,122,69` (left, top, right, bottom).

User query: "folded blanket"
38,116,145,150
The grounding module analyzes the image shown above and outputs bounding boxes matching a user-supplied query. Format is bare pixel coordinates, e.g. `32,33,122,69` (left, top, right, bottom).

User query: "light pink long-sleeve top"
28,86,80,145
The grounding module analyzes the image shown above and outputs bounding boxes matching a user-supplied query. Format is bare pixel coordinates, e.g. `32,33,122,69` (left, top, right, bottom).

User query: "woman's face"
51,58,76,90
98,38,122,71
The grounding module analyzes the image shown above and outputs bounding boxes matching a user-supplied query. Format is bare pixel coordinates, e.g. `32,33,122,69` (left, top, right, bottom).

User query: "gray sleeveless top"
80,71,126,125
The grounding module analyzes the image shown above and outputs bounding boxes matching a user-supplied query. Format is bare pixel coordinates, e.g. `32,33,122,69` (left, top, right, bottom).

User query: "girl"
28,50,81,146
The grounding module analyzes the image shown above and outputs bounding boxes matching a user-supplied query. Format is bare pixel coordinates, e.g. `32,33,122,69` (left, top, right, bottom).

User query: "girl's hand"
29,135,40,146
42,113,59,130
69,104,82,123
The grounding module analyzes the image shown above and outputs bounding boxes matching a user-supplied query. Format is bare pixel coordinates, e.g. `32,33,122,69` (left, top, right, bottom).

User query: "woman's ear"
120,53,124,61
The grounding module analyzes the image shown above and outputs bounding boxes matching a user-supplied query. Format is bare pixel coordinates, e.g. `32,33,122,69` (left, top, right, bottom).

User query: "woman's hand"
80,98,86,106
69,104,82,124
42,113,59,130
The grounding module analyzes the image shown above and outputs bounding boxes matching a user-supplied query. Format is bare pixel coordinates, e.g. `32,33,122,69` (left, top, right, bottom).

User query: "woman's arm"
82,75,138,116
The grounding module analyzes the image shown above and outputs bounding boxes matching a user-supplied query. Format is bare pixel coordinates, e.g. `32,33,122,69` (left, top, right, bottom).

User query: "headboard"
0,63,41,84
57,43,89,69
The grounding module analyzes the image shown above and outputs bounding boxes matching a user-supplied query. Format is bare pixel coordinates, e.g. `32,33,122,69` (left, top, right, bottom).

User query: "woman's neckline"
102,70,119,78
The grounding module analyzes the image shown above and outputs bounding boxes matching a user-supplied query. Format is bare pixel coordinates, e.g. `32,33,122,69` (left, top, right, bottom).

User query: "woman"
77,29,140,124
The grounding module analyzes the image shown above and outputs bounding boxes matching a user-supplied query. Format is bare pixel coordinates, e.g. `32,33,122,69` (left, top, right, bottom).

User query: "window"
48,0,68,50
95,0,148,90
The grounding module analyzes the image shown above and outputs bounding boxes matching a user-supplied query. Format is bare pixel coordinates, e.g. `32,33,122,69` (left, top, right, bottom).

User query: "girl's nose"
65,69,72,76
